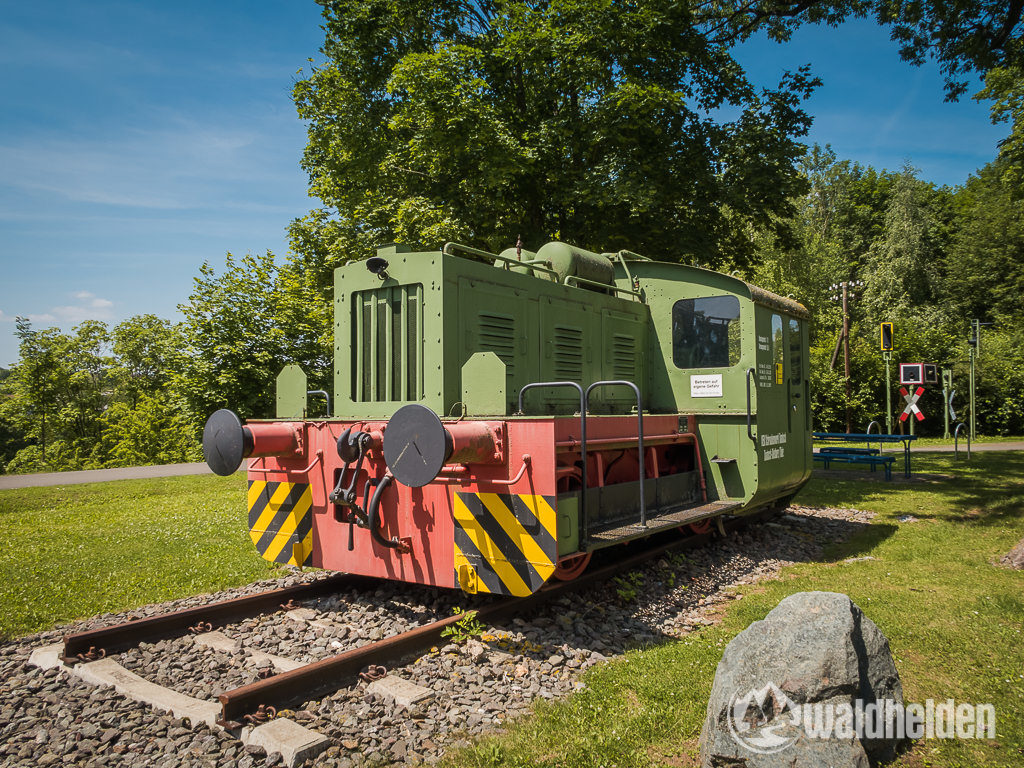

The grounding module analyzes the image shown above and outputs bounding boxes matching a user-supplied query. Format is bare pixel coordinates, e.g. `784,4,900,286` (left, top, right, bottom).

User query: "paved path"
2,441,1021,491
0,462,214,490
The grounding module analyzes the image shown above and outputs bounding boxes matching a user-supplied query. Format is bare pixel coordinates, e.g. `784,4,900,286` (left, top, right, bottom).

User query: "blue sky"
0,4,1010,367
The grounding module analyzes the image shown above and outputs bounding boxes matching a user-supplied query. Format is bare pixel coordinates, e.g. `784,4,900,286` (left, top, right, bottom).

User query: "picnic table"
812,432,917,478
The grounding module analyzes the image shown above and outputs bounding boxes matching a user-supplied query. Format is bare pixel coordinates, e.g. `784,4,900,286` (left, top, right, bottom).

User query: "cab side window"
672,296,741,369
788,318,802,383
772,314,783,383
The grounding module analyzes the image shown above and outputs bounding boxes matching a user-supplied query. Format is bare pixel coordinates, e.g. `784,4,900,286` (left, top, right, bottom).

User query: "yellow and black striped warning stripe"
248,480,313,567
453,492,558,596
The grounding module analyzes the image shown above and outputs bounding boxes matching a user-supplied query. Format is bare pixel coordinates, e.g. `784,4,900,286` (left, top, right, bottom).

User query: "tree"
99,394,200,467
860,164,948,321
945,160,1024,323
0,319,110,471
750,145,897,336
0,364,26,473
291,0,821,275
176,252,332,422
976,66,1024,190
110,315,183,408
719,0,1024,100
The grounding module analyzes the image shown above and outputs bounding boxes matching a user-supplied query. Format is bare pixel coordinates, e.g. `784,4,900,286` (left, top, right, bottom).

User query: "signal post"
880,323,894,434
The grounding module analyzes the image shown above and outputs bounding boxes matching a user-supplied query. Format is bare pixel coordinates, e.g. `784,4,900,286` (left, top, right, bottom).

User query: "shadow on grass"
484,509,894,665
798,451,1024,527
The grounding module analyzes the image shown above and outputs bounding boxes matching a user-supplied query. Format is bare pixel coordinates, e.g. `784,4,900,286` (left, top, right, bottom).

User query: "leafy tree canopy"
176,252,332,423
292,0,821,271
0,317,200,473
976,66,1024,189
722,0,1023,100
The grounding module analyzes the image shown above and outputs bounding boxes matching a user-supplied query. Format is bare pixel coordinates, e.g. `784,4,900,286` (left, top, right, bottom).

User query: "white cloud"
0,309,56,324
72,291,113,310
0,112,298,212
12,292,116,328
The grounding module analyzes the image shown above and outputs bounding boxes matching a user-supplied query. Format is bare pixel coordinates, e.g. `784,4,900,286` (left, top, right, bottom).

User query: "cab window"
672,296,741,369
772,314,784,383
788,317,802,383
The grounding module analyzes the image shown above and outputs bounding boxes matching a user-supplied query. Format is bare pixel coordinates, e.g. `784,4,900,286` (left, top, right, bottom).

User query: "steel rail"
62,573,368,662
216,511,771,725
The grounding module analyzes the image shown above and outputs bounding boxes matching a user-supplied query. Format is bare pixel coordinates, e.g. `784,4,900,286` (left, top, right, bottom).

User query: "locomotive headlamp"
366,256,390,280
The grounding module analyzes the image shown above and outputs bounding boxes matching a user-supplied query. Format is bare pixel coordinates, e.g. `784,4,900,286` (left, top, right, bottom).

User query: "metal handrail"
517,382,588,543
248,450,323,475
442,241,497,260
865,420,882,453
745,368,757,443
563,275,643,301
443,242,560,279
585,381,646,527
954,423,971,460
307,389,330,416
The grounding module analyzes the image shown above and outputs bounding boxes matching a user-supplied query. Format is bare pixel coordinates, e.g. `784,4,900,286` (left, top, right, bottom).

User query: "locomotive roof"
352,243,810,321
624,258,811,321
743,283,811,320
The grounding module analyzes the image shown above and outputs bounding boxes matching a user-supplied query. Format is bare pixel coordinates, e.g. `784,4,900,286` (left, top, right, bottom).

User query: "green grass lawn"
2,455,1021,766
0,473,284,638
448,452,1024,768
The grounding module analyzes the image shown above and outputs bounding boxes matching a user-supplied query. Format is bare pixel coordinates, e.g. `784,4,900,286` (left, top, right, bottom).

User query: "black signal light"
880,322,894,351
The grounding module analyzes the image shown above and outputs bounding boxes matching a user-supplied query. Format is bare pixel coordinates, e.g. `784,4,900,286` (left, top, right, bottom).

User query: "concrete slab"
285,607,317,623
367,675,434,709
247,648,305,673
242,717,330,768
72,658,221,728
195,629,302,673
28,643,65,671
194,630,239,654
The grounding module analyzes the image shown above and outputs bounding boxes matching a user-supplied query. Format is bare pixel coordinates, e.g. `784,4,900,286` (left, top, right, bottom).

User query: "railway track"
16,506,872,767
49,518,739,725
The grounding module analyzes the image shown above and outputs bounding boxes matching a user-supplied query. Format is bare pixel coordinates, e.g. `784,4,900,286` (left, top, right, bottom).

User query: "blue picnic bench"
812,432,917,479
813,448,895,479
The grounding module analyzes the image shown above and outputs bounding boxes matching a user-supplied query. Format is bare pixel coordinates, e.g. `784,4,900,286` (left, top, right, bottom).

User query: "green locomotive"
204,241,811,595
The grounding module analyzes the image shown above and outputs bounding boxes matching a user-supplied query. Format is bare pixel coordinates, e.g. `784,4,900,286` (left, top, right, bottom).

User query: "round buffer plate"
383,404,452,488
203,409,249,476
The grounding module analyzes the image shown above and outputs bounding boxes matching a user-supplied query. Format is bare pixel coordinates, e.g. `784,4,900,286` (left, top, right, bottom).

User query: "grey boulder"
699,591,905,767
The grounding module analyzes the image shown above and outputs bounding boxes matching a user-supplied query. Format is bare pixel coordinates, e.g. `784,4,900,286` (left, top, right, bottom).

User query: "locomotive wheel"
687,519,714,535
553,552,592,581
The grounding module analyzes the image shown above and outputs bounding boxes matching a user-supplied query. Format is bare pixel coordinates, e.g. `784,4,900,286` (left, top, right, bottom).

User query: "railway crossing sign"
947,389,957,422
899,386,926,423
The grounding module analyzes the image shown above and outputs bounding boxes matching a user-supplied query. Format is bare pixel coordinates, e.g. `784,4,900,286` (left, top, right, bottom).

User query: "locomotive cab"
631,259,811,513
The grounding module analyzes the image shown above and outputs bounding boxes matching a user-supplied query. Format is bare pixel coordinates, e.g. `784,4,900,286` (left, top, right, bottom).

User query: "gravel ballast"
1,505,873,767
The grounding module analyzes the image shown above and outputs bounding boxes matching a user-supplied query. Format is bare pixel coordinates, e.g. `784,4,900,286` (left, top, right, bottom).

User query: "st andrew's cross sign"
899,386,925,423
